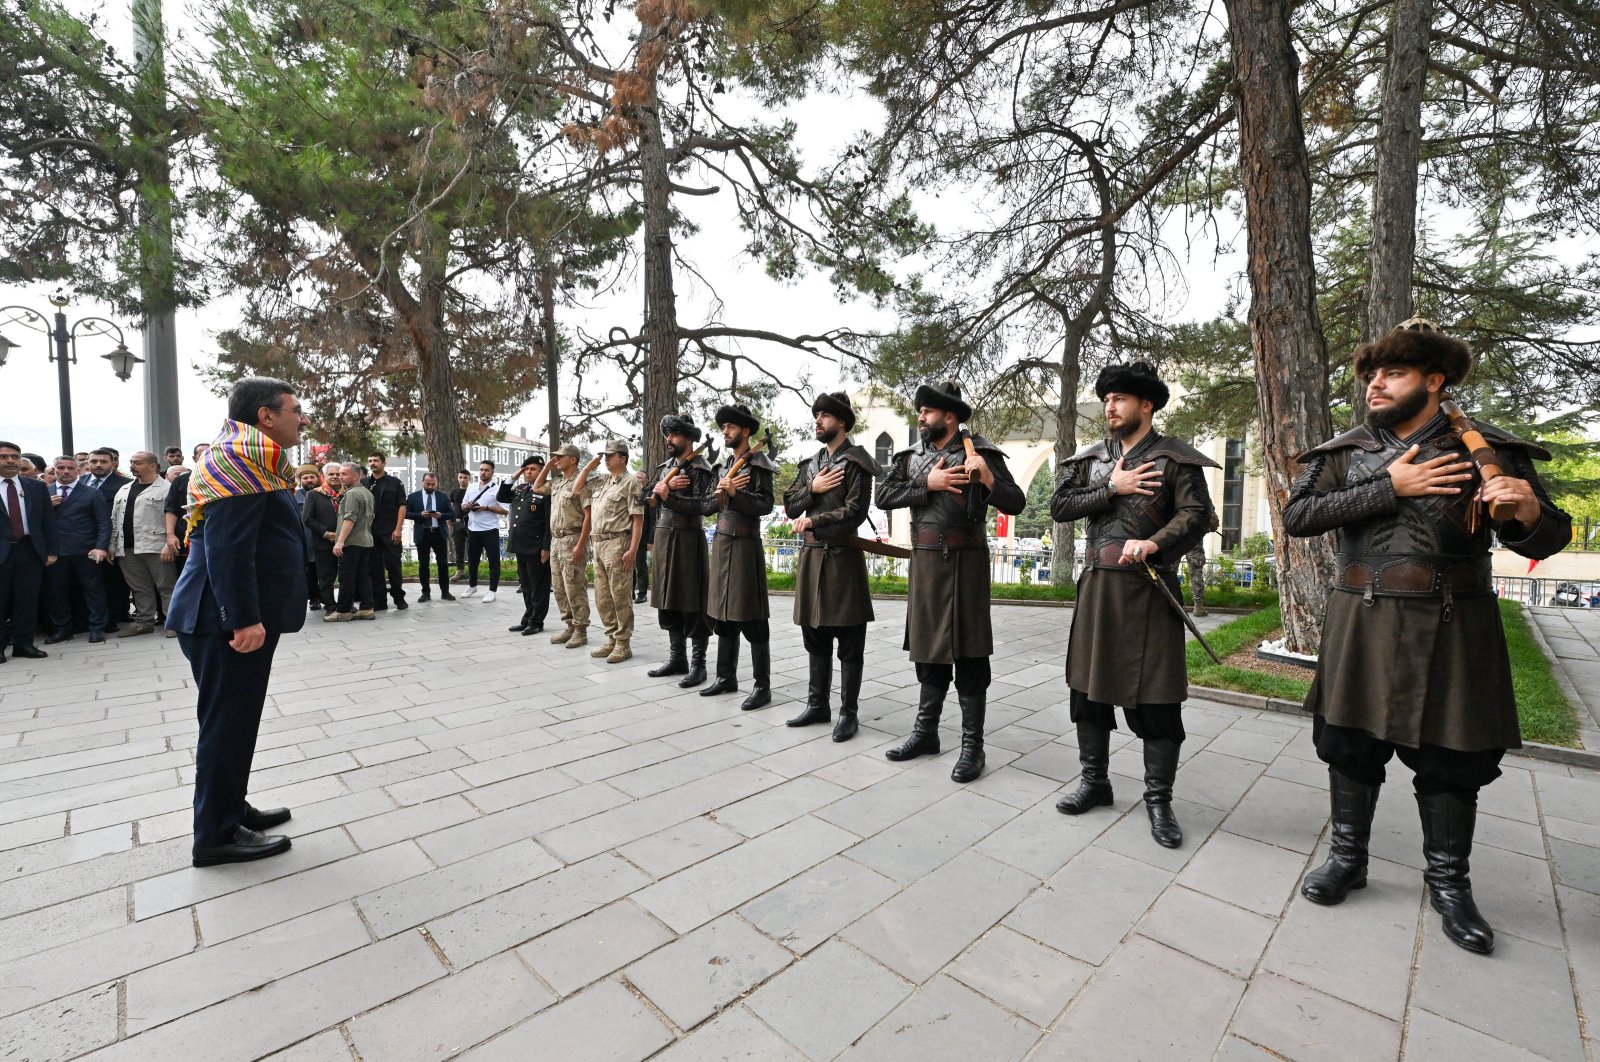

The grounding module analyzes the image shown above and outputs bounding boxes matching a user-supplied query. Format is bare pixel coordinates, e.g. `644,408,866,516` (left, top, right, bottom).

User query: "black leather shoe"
419,593,431,603
740,685,771,711
309,602,322,611
509,622,528,632
45,632,73,645
441,593,456,601
242,804,292,830
885,729,940,761
522,624,544,636
831,712,858,741
395,599,409,611
88,631,106,644
12,645,47,659
192,826,292,867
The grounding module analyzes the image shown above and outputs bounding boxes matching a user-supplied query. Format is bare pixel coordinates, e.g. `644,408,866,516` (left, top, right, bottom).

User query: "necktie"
61,485,71,501
5,479,23,541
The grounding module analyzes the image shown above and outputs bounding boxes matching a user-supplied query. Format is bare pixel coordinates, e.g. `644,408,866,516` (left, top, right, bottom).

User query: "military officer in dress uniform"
1285,320,1571,955
646,415,717,687
783,392,880,741
876,380,1026,782
500,456,552,635
699,404,779,711
1050,361,1220,849
532,444,592,648
576,439,645,663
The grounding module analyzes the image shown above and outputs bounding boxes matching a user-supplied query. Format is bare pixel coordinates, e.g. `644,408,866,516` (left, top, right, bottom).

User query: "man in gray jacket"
109,451,176,637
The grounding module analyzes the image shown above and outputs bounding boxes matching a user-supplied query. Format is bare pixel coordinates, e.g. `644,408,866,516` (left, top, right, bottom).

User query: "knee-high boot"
648,629,688,677
1301,769,1380,905
1418,790,1495,954
950,693,986,782
787,653,832,726
700,634,740,696
678,633,709,688
1143,738,1184,848
832,655,861,741
885,682,943,761
1056,722,1114,814
741,641,771,711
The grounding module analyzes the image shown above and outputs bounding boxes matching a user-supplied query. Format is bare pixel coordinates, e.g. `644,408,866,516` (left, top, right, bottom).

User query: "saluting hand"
1388,445,1473,498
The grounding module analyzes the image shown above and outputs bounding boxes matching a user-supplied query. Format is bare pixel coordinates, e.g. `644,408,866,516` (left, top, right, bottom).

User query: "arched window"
874,431,894,474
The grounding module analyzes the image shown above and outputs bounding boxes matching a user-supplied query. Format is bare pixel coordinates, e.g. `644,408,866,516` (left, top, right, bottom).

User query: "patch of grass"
1186,606,1314,702
1500,598,1581,748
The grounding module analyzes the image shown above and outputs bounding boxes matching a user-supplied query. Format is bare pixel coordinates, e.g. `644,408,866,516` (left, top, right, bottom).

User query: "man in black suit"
362,452,408,612
44,455,111,644
167,378,309,866
406,471,457,602
81,447,132,627
449,469,470,575
500,455,551,634
0,440,59,663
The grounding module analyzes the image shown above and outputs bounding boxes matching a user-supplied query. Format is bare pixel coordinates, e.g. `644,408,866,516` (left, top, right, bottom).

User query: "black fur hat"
913,379,972,422
1353,319,1473,387
659,413,702,443
1094,361,1170,411
715,403,760,432
811,391,856,430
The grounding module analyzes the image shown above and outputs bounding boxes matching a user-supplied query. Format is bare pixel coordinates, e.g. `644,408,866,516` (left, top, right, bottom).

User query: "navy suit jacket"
87,471,131,502
405,489,457,544
0,475,58,563
166,490,308,636
52,481,111,554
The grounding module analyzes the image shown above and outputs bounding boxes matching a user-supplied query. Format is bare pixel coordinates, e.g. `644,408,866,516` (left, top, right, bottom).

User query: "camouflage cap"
600,438,629,456
553,442,582,460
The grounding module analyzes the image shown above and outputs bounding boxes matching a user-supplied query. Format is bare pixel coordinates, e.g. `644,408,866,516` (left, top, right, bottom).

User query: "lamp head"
103,342,143,382
0,332,16,368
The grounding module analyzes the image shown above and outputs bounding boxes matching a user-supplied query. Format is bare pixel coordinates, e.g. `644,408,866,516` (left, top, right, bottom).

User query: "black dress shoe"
522,623,544,636
88,631,105,644
242,804,292,830
12,645,47,659
395,599,409,611
45,632,73,645
441,593,456,601
192,826,292,867
309,602,322,611
419,593,431,603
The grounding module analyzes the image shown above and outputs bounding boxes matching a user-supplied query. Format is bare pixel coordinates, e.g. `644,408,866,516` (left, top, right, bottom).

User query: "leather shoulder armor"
1146,437,1222,469
747,450,781,474
1068,440,1109,463
835,443,882,478
1298,425,1385,462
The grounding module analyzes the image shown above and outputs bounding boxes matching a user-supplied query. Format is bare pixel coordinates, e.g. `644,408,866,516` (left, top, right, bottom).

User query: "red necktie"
5,479,23,541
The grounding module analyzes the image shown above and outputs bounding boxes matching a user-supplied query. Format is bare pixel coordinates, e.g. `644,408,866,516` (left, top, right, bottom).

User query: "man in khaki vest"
533,443,592,647
576,440,644,663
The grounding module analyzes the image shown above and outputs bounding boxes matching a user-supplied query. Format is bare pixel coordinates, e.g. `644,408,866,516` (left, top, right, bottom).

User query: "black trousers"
515,551,551,625
801,623,866,663
180,630,280,847
466,529,501,591
634,549,651,598
1314,717,1504,795
658,607,711,639
304,560,321,606
416,528,451,594
47,553,108,634
101,558,131,623
1069,688,1187,742
712,618,770,644
312,550,338,608
916,657,991,696
335,545,372,612
1,541,45,648
451,524,468,570
368,535,406,606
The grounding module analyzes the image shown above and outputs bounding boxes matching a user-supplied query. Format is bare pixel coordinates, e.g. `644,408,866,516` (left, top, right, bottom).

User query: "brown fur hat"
1353,322,1473,387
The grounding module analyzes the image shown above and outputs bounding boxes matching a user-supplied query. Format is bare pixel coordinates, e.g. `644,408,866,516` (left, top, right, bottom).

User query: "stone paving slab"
2,597,1600,1059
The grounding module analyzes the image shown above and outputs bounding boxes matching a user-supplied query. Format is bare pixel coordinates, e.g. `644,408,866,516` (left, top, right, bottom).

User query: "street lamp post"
0,294,142,454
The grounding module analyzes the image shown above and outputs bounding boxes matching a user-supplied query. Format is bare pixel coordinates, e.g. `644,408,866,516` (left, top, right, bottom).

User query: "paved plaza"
2,596,1599,1061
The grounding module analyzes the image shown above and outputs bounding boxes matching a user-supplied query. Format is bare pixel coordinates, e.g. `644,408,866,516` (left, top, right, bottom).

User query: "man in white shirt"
458,460,507,602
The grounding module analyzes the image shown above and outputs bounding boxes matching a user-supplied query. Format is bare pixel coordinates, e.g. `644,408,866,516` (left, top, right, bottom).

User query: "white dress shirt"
0,473,28,533
462,479,502,532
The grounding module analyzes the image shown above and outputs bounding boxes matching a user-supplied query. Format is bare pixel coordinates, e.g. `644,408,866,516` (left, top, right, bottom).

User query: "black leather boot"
1143,738,1184,848
1056,722,1114,814
741,642,772,711
788,653,833,726
678,634,708,688
1418,790,1495,954
832,654,861,741
700,635,740,696
950,693,986,782
885,682,943,761
1301,770,1380,905
648,629,688,677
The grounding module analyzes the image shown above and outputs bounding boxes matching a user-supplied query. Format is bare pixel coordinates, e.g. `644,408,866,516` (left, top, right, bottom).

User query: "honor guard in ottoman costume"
647,415,717,687
1285,320,1571,955
876,381,1026,782
1050,362,1219,848
783,392,880,741
501,456,552,635
533,443,592,648
576,440,645,663
700,405,779,711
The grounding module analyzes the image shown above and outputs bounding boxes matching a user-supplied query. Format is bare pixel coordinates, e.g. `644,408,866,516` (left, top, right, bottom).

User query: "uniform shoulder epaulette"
1297,425,1383,462
1146,436,1222,470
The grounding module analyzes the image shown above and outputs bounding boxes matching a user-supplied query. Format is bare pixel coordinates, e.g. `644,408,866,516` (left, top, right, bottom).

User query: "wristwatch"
1106,478,1119,496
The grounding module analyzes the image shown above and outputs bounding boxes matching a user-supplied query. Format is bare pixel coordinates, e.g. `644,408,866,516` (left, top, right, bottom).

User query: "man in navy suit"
405,471,456,602
167,378,310,866
81,447,133,627
43,455,111,644
0,440,58,663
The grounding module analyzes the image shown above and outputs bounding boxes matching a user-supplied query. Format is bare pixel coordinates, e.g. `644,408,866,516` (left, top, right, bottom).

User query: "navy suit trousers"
180,630,281,847
1,540,45,648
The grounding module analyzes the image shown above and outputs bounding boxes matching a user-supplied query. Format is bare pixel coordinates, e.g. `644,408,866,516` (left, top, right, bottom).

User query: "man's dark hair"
191,443,210,460
227,376,297,425
91,447,115,459
480,460,495,471
457,469,469,476
368,451,386,462
21,452,46,471
0,440,19,454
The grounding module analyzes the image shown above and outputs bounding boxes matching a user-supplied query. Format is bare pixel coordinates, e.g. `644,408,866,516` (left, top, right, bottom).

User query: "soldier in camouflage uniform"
532,443,592,649
577,440,645,663
646,415,716,687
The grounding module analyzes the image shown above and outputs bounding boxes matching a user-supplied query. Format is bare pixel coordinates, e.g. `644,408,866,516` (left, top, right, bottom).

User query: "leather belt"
715,513,760,538
911,527,984,550
661,512,703,531
592,530,630,540
1086,538,1175,571
552,527,583,538
1335,554,1492,599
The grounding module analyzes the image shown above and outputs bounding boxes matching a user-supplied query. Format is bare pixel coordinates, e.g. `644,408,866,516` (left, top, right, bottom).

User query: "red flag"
1527,558,1539,574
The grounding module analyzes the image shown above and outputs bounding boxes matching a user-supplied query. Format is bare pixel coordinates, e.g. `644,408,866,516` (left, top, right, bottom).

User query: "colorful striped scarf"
185,419,296,531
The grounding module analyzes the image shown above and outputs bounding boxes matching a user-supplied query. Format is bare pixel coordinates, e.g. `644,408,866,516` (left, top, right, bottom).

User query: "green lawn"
1185,606,1315,702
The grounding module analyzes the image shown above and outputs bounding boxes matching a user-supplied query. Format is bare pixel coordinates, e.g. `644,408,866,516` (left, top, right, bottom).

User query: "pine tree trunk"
540,262,561,450
1224,0,1336,654
413,231,466,486
1050,326,1082,587
638,59,678,474
1356,0,1434,425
